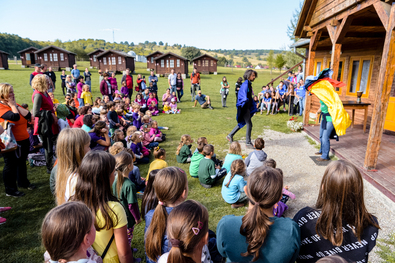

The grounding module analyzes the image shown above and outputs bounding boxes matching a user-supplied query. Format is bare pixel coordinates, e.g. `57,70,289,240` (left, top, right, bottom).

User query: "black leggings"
177,89,183,101
229,107,253,144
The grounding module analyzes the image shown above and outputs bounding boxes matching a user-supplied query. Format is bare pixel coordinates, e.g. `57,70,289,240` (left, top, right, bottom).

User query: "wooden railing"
266,61,304,86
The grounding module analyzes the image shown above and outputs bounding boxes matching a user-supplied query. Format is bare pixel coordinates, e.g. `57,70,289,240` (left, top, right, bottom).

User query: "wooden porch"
304,124,395,202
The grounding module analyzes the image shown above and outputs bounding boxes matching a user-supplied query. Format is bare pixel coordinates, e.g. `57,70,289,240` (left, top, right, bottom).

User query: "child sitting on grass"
146,148,167,179
176,134,193,163
132,103,143,130
149,120,164,142
148,101,159,116
130,132,150,164
126,126,137,148
112,151,142,250
222,141,243,173
111,129,127,148
163,102,171,114
189,141,206,178
245,138,267,175
198,144,227,188
221,159,247,208
142,124,159,150
170,98,181,114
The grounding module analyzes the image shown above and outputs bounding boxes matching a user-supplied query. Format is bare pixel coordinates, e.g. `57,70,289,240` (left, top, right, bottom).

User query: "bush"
376,233,395,262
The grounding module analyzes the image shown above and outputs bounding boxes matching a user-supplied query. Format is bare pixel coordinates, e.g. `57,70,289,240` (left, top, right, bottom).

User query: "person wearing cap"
193,90,213,110
29,63,43,86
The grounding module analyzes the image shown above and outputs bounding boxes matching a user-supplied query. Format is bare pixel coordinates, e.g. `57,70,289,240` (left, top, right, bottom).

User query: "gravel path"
237,128,394,263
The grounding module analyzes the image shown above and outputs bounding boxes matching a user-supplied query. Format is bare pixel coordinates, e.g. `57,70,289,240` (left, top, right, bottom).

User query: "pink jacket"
142,131,155,146
149,127,162,137
147,98,158,107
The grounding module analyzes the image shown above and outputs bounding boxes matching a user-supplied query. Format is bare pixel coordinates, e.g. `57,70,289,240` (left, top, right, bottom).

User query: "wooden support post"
364,4,395,169
331,44,342,80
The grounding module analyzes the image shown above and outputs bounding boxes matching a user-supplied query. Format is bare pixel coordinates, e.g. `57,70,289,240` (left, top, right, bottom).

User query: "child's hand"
215,164,221,169
141,177,146,181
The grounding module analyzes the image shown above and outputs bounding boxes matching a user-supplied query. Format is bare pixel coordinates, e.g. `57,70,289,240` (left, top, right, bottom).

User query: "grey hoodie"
245,150,267,175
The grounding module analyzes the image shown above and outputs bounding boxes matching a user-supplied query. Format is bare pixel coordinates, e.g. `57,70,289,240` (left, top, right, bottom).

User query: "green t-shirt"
112,176,138,228
198,157,216,185
189,152,204,178
221,81,229,92
320,100,332,122
176,144,192,163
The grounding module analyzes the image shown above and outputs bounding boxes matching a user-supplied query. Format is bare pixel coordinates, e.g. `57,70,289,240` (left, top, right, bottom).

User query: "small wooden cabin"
153,52,188,75
17,47,39,68
146,51,164,71
35,45,76,71
294,0,395,169
0,50,9,70
87,49,105,68
97,50,135,73
192,54,218,74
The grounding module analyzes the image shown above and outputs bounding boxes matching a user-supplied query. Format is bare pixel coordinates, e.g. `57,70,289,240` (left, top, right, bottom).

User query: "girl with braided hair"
216,166,300,262
221,159,247,208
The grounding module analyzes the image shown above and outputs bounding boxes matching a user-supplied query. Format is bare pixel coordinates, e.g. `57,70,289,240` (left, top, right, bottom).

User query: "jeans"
272,101,278,113
319,121,334,160
261,102,271,113
299,97,305,116
78,98,84,107
40,134,57,171
85,80,91,91
177,89,183,101
221,90,228,107
2,139,30,193
170,85,177,95
229,107,252,144
127,89,133,101
191,84,200,101
136,156,150,164
146,142,159,149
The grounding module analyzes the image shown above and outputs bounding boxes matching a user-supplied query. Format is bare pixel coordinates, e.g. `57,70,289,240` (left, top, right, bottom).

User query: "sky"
0,0,302,50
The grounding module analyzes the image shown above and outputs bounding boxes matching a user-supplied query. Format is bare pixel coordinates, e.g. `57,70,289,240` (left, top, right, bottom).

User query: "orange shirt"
190,72,200,84
0,103,29,141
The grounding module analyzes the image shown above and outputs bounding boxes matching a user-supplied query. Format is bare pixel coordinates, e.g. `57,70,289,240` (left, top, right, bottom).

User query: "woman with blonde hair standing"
0,83,35,197
32,74,59,174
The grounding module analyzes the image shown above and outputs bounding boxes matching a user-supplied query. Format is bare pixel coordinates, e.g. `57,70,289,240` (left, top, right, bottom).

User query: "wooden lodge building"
293,0,395,171
146,51,164,71
87,48,105,68
18,47,39,68
192,54,218,74
97,50,135,73
35,45,76,71
0,50,9,70
153,52,189,76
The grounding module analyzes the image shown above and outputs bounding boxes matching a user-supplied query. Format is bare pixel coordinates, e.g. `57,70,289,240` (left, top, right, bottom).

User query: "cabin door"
30,53,35,64
384,80,395,131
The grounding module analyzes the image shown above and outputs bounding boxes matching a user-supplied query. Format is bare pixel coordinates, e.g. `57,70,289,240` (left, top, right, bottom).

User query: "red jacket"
100,79,115,96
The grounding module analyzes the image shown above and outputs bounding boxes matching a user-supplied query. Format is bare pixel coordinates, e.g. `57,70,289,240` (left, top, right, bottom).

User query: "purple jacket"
121,86,128,95
132,112,142,130
100,79,115,96
130,142,143,156
108,77,118,91
77,82,84,98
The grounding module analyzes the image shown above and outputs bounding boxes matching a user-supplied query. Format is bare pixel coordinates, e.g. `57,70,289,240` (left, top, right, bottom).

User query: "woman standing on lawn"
227,70,258,148
0,83,35,197
220,76,230,107
176,72,184,102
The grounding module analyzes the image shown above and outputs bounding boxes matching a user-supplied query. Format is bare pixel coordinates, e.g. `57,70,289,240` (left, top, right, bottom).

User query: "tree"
130,42,134,46
152,41,157,45
144,40,149,45
181,47,201,63
164,43,168,50
217,57,228,67
284,51,301,68
256,55,261,60
228,59,234,66
242,56,249,63
275,53,286,73
267,50,275,75
229,54,234,59
287,1,303,42
159,41,164,46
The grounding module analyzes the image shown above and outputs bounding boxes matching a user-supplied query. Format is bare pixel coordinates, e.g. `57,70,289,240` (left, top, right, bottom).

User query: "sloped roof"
17,46,39,54
192,53,218,61
35,45,76,55
146,51,164,58
0,50,9,55
96,49,134,58
290,38,310,48
154,52,188,61
87,48,105,56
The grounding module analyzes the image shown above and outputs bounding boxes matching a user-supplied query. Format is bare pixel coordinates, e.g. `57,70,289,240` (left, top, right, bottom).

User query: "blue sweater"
222,153,243,173
221,172,246,204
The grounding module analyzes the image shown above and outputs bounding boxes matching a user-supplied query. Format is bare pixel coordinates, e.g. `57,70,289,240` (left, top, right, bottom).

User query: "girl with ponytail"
157,200,209,263
216,166,300,263
221,159,248,208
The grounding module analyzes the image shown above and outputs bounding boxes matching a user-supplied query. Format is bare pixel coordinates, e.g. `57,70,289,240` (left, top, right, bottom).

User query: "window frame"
161,59,164,67
118,57,122,65
53,53,58,61
112,57,116,65
44,53,48,62
328,59,345,95
103,57,107,65
346,56,374,98
313,59,323,76
93,55,96,62
177,59,180,67
60,53,64,61
170,60,174,68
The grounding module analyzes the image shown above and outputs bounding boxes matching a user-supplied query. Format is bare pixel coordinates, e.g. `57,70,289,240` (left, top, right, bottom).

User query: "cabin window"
314,61,322,75
60,53,64,61
26,53,31,61
93,55,97,62
53,53,58,61
161,59,164,67
166,60,169,68
44,53,48,61
198,60,201,66
205,60,209,67
103,57,107,65
151,57,154,63
328,59,345,94
211,60,214,66
118,57,122,64
347,57,373,98
177,59,180,67
49,53,53,62
170,60,174,68
112,57,116,65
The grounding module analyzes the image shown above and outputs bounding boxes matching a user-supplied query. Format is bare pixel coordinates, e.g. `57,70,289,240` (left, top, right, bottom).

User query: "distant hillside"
0,33,282,67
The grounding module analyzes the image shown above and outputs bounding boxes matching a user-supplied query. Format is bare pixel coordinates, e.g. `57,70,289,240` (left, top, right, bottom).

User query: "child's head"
122,81,126,87
131,132,142,143
229,141,242,155
145,110,152,117
107,101,115,110
124,97,130,105
151,120,158,129
41,202,95,262
253,95,258,101
141,169,160,218
264,92,271,98
176,134,193,155
171,98,176,104
112,129,125,142
116,108,124,116
222,76,227,83
142,115,151,124
126,126,137,137
149,92,154,98
225,159,246,187
197,141,206,153
263,158,276,168
82,84,90,92
197,137,208,145
142,123,151,133
154,147,166,160
144,89,149,95
166,200,209,262
146,167,188,261
202,144,214,157
237,77,243,84
109,142,125,156
136,93,142,100
149,82,153,88
316,160,379,246
242,166,283,261
165,101,169,106
132,103,140,112
114,151,134,198
94,97,101,107
99,110,108,122
254,138,265,150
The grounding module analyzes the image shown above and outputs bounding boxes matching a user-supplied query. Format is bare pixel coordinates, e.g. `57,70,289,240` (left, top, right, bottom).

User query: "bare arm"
114,226,134,263
97,130,111,147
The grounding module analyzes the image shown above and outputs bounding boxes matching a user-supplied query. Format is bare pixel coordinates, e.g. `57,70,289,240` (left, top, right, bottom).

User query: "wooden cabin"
192,54,218,74
0,50,9,70
87,49,105,68
294,0,395,169
17,47,39,68
153,52,189,75
146,51,164,71
35,45,76,71
97,50,135,73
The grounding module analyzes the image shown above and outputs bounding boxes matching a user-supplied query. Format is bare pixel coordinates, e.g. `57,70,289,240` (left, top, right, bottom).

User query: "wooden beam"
326,24,337,44
331,44,342,79
304,26,312,31
295,51,307,59
307,32,314,37
266,61,304,86
330,19,340,27
336,15,354,43
374,1,392,31
364,4,395,169
303,50,316,125
310,30,322,51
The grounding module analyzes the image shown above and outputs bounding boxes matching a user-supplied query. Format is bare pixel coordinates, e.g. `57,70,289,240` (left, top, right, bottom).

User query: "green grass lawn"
0,61,293,262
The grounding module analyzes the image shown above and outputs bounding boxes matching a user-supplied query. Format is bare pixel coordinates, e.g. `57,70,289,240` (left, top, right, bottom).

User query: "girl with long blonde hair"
176,134,193,163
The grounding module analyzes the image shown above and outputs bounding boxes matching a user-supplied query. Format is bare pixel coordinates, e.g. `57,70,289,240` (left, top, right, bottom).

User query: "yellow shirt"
163,105,171,112
81,91,93,105
93,201,128,263
147,159,168,179
52,98,59,104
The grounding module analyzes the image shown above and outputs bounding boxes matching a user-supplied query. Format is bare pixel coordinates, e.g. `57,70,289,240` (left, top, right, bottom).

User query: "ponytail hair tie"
158,201,164,206
170,238,181,248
